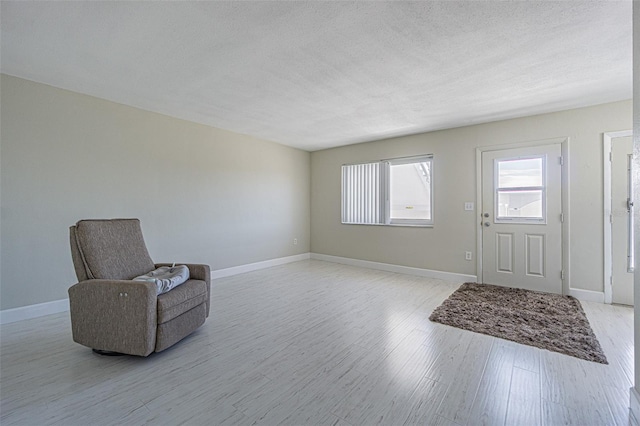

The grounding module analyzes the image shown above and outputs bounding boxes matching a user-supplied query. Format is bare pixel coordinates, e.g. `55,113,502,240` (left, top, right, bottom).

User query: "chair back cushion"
71,219,155,280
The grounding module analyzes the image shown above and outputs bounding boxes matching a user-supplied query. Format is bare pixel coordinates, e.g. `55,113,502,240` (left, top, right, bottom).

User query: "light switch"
464,202,474,211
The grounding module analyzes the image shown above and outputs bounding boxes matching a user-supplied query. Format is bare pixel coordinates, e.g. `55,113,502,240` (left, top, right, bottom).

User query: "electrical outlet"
464,202,474,211
293,238,298,245
465,251,473,261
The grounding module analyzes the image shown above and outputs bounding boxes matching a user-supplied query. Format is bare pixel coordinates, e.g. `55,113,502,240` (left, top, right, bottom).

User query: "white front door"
611,136,633,305
481,144,563,294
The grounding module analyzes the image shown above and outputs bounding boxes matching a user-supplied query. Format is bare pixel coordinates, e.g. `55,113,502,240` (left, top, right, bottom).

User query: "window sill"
388,223,433,228
341,223,433,228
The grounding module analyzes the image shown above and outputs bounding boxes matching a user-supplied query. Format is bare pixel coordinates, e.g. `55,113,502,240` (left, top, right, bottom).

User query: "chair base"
92,348,125,356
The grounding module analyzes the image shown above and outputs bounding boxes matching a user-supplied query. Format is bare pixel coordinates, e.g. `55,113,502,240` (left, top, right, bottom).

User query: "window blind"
341,162,383,224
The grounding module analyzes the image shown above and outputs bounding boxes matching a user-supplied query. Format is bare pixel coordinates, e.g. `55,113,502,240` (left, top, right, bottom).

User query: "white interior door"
611,136,633,305
481,144,563,294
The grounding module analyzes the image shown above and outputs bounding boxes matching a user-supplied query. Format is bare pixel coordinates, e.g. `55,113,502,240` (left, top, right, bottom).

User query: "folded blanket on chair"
133,265,190,295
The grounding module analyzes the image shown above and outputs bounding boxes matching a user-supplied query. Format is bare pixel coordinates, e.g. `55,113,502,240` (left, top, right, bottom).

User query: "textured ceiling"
1,1,632,151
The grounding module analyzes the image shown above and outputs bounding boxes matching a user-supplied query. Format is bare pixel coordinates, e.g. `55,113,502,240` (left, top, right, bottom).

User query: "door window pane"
497,190,543,218
498,158,543,188
495,156,546,222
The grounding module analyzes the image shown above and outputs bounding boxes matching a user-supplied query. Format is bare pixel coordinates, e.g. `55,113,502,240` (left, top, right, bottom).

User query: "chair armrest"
68,280,157,356
155,263,210,283
156,263,211,317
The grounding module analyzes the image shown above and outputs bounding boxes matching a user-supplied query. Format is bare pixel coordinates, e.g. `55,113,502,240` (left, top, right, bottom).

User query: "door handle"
484,222,490,227
483,213,490,218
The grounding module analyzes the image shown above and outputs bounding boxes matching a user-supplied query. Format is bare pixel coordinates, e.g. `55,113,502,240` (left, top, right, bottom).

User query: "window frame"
385,156,434,227
341,154,434,227
493,154,547,224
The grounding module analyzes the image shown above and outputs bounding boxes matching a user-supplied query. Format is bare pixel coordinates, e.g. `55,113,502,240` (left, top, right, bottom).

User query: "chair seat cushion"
157,279,208,324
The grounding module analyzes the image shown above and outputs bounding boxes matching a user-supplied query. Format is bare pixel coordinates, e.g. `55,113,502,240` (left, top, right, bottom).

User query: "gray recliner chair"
68,218,210,356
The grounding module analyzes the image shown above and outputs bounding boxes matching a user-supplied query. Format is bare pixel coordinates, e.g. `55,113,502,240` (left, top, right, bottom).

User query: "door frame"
475,136,570,295
603,130,633,304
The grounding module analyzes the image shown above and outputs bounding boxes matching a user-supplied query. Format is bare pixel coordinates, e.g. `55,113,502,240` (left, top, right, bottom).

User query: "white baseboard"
630,387,640,426
569,288,605,303
0,298,69,325
211,253,311,280
310,253,477,283
4,255,599,325
1,253,311,325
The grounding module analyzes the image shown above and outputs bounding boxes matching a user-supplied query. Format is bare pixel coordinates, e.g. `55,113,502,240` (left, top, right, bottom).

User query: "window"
627,154,634,272
388,157,432,225
495,156,546,223
341,156,433,226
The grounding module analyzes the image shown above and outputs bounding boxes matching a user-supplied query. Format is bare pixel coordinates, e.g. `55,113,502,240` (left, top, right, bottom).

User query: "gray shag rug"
429,282,608,364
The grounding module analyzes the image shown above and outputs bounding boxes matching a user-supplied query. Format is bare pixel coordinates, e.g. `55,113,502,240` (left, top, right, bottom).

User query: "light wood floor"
0,260,634,425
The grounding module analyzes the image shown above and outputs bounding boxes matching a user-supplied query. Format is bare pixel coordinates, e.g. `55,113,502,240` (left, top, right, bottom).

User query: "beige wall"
0,72,632,310
0,74,310,310
311,100,632,293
